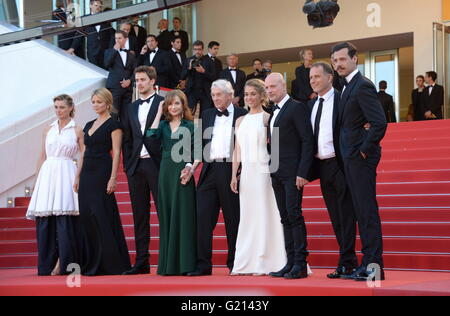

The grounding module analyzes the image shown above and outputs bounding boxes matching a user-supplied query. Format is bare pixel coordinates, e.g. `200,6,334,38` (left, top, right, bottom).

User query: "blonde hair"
164,90,194,122
299,48,313,63
91,88,114,113
53,94,75,118
245,79,269,108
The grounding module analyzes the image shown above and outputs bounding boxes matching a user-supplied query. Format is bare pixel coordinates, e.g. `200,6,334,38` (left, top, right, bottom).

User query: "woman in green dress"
147,90,201,276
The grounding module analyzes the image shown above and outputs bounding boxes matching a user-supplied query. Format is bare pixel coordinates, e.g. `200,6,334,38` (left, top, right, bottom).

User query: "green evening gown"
147,119,197,276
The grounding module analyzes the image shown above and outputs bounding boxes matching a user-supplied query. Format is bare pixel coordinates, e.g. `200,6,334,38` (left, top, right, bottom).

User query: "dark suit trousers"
343,155,384,269
319,158,358,269
126,158,159,268
36,216,81,276
271,176,308,267
110,88,132,123
187,88,213,117
196,162,240,271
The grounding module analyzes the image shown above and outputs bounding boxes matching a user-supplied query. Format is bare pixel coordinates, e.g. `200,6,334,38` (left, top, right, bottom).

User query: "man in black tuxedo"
104,31,136,122
84,0,115,69
187,80,248,276
180,41,216,116
207,41,223,80
308,62,358,279
156,19,172,51
377,81,397,123
332,42,387,281
219,54,246,107
266,73,314,279
109,22,139,56
170,17,190,55
168,36,187,89
137,35,171,89
121,66,163,275
424,71,444,120
411,75,427,121
246,59,266,81
293,49,317,104
130,16,148,52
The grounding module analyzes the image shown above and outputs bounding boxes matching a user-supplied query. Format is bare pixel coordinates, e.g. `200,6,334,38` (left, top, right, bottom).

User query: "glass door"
367,50,400,122
433,23,450,119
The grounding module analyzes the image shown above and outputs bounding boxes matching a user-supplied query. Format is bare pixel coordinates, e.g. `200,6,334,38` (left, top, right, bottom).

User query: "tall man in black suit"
424,71,444,120
377,81,397,123
187,80,248,276
219,54,246,107
180,41,216,116
293,49,317,104
157,19,172,51
121,66,164,275
84,0,115,69
332,42,387,281
207,41,223,80
130,16,148,52
137,35,171,89
266,73,314,280
104,30,136,122
308,62,358,279
109,22,139,56
170,17,190,55
168,36,187,89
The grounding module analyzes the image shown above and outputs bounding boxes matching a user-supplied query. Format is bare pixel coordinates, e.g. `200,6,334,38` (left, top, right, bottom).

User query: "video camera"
303,0,340,28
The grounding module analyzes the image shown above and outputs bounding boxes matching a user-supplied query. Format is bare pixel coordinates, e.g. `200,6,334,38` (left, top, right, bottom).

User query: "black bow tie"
120,48,128,52
230,69,237,72
138,95,155,105
216,109,230,117
273,104,281,111
149,50,157,54
343,78,350,87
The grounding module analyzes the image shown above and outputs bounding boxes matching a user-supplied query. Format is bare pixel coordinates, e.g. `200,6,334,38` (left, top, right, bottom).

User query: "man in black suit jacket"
109,22,139,56
377,81,397,123
180,41,216,116
170,17,190,55
104,31,136,122
130,16,148,52
187,80,248,276
121,66,163,275
411,75,427,121
137,35,171,89
156,19,172,51
266,73,314,280
207,41,223,80
424,71,444,120
308,62,358,279
168,36,187,89
294,49,317,104
332,42,387,281
219,54,246,107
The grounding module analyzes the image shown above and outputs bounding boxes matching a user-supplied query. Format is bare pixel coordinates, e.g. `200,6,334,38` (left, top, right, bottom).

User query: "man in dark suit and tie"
219,54,247,107
110,22,139,56
104,30,136,122
266,73,314,280
168,36,187,89
332,42,387,281
170,17,190,55
156,19,172,51
424,71,444,120
377,81,397,123
137,35,171,89
130,16,148,52
121,66,164,275
207,41,223,80
180,40,216,116
187,80,248,276
308,62,358,279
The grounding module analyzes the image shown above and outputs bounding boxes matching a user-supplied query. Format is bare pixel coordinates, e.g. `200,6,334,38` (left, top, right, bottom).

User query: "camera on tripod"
303,0,340,28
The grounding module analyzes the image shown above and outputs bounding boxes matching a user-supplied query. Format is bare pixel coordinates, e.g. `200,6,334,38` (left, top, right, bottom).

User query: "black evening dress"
78,118,131,276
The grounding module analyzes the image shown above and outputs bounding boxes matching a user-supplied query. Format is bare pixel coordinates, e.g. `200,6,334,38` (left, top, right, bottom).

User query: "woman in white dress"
230,79,288,276
26,94,84,276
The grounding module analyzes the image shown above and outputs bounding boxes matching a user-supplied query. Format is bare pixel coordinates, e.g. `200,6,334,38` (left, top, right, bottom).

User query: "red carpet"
1,268,450,296
1,119,450,294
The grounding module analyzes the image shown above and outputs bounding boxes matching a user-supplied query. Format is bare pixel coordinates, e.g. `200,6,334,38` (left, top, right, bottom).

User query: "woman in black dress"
74,88,131,276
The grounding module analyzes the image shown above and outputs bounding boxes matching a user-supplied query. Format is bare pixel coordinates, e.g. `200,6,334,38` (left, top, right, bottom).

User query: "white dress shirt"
138,95,155,158
149,47,158,64
95,25,101,33
311,88,336,160
210,104,234,160
125,38,130,51
270,94,290,135
119,49,127,67
342,69,359,95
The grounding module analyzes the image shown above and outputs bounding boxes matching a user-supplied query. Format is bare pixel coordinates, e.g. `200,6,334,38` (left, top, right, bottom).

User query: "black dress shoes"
269,265,293,278
284,265,308,280
122,266,150,275
342,266,385,281
327,266,356,279
186,269,212,277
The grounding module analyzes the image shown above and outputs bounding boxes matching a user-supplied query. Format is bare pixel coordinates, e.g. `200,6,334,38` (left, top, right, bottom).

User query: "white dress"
26,120,79,220
231,113,288,275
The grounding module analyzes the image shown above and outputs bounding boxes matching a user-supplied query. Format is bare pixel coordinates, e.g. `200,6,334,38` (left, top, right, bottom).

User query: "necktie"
138,95,155,105
216,109,230,117
314,98,325,154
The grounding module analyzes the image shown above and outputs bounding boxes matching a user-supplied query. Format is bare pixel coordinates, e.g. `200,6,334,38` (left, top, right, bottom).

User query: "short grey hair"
211,79,235,96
